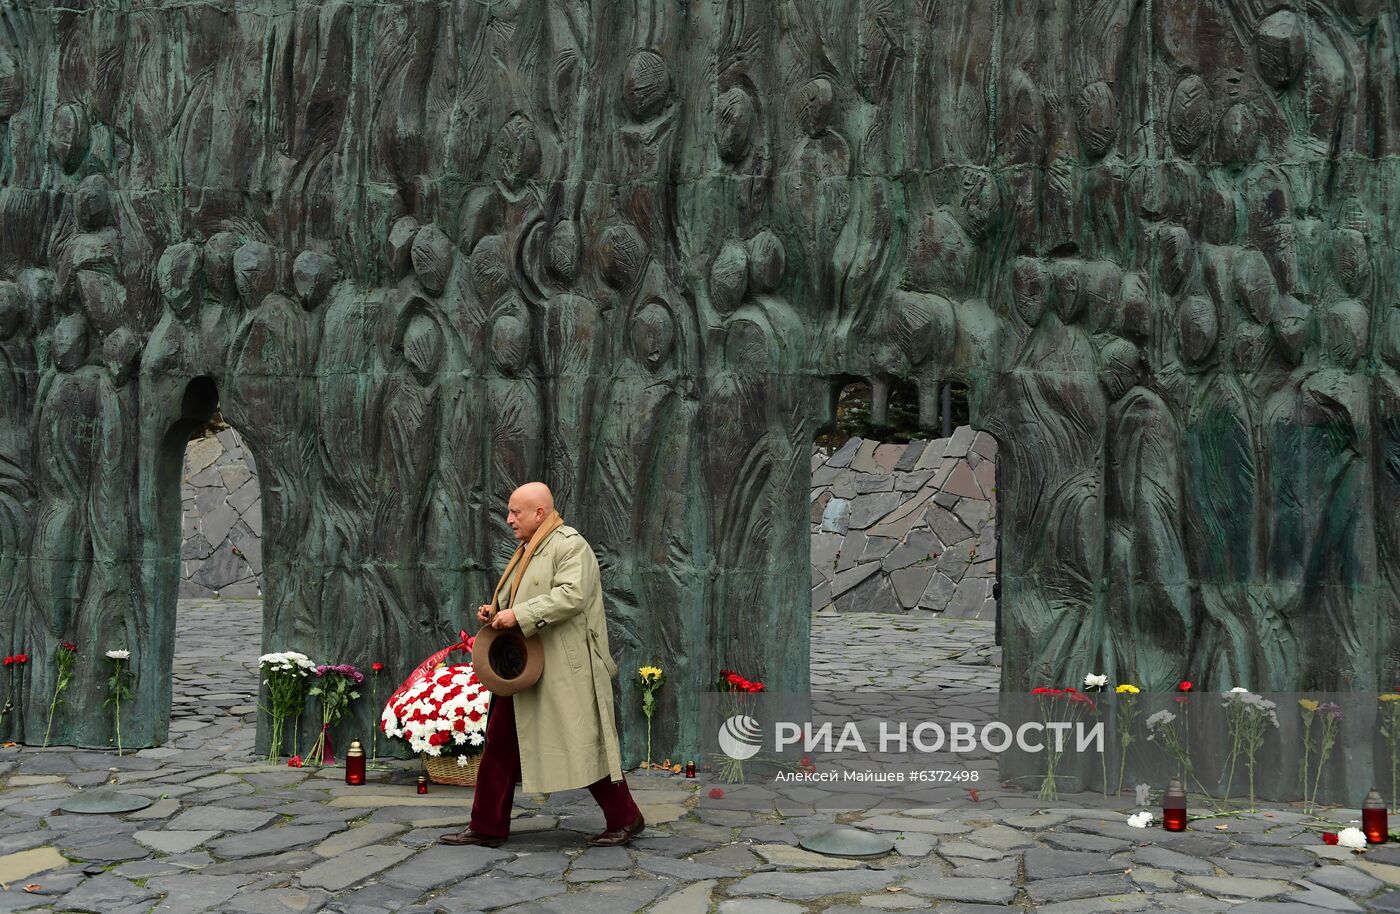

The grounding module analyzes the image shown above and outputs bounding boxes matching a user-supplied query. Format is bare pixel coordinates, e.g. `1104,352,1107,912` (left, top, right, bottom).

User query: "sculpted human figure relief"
0,282,35,729
23,314,102,741
537,220,599,516
312,244,387,666
373,309,446,657
779,78,852,327
1101,337,1191,690
56,175,125,339
224,241,315,640
485,307,543,569
1298,298,1379,690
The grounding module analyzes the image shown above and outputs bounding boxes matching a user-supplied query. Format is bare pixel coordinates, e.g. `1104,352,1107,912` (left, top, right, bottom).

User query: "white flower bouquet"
259,651,316,762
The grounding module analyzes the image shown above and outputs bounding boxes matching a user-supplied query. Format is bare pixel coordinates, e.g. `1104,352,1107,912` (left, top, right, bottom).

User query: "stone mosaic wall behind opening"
181,429,264,599
812,427,998,618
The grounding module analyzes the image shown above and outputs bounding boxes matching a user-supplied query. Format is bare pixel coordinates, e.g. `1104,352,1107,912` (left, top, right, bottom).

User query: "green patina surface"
0,1,1397,760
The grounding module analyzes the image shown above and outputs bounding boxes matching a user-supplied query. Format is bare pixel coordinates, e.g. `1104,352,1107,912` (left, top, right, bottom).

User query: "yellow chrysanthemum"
1298,699,1320,711
1381,694,1400,703
1115,684,1140,694
638,666,664,684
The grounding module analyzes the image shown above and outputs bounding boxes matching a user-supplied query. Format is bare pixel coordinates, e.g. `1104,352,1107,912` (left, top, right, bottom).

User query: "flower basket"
381,662,490,777
423,751,482,786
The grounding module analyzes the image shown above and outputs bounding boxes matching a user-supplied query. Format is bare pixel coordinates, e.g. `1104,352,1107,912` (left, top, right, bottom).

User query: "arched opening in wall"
810,378,1000,690
161,376,264,754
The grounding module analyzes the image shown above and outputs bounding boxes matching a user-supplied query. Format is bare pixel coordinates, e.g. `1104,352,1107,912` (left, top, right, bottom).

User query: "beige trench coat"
497,525,624,794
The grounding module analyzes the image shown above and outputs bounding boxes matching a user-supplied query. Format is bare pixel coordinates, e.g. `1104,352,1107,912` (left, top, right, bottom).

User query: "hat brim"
471,625,545,696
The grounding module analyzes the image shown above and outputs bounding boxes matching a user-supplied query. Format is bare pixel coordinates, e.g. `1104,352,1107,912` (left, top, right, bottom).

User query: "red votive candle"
345,740,366,786
1163,778,1187,832
1364,788,1388,844
417,775,429,794
685,760,696,779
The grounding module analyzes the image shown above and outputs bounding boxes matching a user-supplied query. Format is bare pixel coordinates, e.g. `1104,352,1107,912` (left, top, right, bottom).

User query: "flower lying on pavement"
288,755,303,768
1127,811,1153,828
1337,827,1367,850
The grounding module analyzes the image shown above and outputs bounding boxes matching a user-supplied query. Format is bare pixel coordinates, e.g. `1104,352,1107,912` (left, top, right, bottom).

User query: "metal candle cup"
1364,789,1388,844
345,740,366,785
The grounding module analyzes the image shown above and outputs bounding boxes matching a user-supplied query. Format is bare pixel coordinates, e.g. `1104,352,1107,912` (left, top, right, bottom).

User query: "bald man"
441,483,644,847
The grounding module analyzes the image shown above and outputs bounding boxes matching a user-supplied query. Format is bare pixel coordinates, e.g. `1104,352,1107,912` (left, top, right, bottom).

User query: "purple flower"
314,664,364,685
1318,702,1343,722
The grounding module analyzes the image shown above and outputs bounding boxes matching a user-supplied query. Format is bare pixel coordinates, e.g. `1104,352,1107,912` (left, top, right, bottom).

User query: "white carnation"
1337,827,1368,849
1126,811,1153,828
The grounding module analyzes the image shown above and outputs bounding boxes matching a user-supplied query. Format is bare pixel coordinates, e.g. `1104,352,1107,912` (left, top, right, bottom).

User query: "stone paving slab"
1,600,1398,913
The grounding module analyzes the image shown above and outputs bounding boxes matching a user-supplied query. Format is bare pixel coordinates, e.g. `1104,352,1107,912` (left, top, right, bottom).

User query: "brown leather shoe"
587,814,645,847
438,828,506,847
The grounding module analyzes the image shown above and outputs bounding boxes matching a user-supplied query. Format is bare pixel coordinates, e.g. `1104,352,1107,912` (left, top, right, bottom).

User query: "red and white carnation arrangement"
380,665,490,758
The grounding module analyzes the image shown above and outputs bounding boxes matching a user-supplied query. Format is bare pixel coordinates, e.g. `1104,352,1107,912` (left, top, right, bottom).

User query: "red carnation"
371,662,384,672
429,732,450,746
14,654,26,664
288,755,303,768
61,642,76,652
1177,681,1193,692
1323,832,1340,845
708,787,724,799
454,719,466,732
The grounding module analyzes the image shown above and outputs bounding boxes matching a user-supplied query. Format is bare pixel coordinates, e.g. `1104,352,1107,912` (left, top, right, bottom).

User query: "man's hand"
491,608,518,629
477,604,494,624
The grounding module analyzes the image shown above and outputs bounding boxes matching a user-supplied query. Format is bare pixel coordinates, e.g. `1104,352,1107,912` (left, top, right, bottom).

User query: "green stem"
1247,757,1256,812
1221,732,1239,803
114,693,122,757
1309,724,1336,812
43,684,62,749
370,679,379,762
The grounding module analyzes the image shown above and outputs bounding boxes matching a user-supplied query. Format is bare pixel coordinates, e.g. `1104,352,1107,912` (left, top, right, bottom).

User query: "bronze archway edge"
1,1,1398,759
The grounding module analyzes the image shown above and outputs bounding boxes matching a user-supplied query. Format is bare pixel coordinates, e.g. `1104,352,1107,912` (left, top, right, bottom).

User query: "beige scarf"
491,510,566,611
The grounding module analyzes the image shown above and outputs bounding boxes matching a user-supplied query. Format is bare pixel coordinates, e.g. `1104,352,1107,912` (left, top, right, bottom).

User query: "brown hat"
471,624,545,696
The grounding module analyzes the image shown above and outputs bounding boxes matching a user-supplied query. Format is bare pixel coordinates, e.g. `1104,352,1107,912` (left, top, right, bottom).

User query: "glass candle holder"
685,760,696,779
1364,788,1388,844
345,740,366,786
1163,778,1187,832
417,775,429,795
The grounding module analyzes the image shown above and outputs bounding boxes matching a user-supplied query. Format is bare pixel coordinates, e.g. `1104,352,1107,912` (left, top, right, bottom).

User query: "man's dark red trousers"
469,694,641,838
